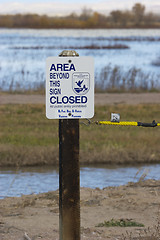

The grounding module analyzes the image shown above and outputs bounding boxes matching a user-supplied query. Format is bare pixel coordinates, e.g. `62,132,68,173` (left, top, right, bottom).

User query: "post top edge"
59,50,79,57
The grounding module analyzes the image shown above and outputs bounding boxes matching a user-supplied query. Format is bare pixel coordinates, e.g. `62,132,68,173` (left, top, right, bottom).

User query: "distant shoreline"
0,3,160,29
1,27,160,29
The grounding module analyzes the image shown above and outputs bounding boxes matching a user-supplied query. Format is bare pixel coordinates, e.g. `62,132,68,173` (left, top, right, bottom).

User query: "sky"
0,0,160,16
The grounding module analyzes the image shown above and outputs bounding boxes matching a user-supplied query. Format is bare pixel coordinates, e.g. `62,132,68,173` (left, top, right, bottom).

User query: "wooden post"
59,50,80,240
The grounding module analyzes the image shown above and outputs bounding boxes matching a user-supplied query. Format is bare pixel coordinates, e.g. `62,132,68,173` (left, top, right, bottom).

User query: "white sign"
46,57,94,119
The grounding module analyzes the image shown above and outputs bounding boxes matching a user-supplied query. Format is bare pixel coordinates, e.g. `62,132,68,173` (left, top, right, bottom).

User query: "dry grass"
0,104,160,167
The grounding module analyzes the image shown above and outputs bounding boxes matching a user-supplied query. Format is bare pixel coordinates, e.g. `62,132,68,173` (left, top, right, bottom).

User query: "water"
0,28,160,90
0,164,160,199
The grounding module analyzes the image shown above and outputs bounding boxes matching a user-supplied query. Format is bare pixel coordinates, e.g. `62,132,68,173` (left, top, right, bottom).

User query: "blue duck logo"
72,73,90,95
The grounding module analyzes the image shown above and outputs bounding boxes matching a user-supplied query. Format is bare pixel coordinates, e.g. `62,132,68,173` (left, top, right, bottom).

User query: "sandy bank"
0,179,160,239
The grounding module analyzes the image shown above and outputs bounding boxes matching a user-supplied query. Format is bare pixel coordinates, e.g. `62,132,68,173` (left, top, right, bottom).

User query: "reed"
95,65,160,93
0,65,160,94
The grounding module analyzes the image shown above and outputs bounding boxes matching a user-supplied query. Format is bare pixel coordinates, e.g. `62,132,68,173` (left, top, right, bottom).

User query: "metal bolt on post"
59,50,80,240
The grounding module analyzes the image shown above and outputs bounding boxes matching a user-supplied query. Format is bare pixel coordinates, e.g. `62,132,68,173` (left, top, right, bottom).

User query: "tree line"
0,3,160,29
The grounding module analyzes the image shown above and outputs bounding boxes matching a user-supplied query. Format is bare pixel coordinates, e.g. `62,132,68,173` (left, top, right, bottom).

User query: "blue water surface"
0,164,160,199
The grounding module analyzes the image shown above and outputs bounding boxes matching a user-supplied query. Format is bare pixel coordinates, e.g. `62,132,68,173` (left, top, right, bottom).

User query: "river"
1,164,160,199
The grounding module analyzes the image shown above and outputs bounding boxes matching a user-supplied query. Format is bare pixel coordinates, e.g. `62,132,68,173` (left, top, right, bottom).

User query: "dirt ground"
0,180,160,240
0,92,160,105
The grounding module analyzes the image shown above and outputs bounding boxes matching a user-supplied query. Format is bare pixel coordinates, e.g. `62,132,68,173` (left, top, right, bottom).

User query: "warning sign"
46,57,94,119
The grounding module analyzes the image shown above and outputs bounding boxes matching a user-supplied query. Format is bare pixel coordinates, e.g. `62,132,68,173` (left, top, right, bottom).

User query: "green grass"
0,104,58,146
0,103,160,166
96,218,144,227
